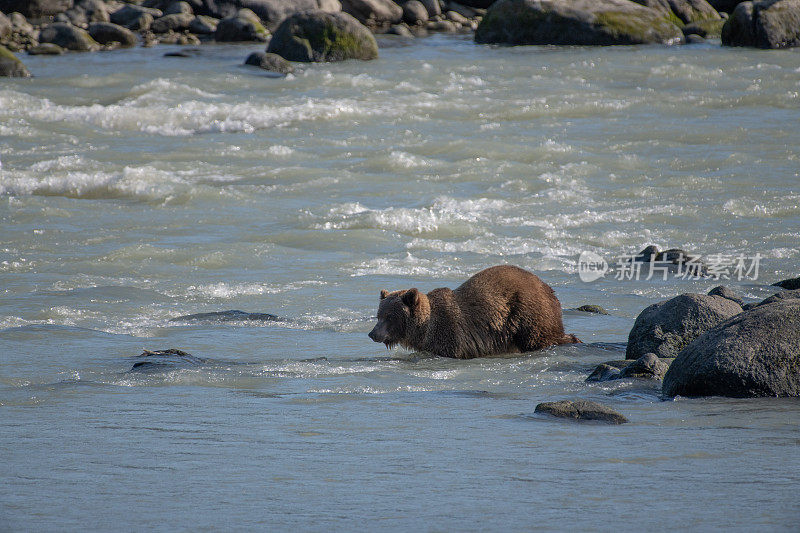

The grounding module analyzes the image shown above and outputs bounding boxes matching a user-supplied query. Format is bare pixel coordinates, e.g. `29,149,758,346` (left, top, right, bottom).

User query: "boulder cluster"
3,0,800,76
585,283,799,399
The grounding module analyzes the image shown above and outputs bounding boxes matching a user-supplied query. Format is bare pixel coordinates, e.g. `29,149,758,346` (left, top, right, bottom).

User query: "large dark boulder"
0,44,30,77
722,0,800,48
340,0,403,26
88,22,138,47
626,288,743,360
474,0,684,45
38,22,100,51
663,299,800,398
0,0,73,19
267,10,378,61
773,276,800,290
707,0,745,13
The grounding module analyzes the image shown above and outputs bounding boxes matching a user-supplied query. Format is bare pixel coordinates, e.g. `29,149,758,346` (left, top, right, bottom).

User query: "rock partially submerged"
340,0,403,28
773,275,800,290
663,298,800,398
130,348,207,371
586,354,673,382
267,10,378,62
574,304,609,314
722,0,800,48
0,44,30,77
170,309,280,322
244,51,295,74
535,399,628,424
626,287,743,360
474,0,685,45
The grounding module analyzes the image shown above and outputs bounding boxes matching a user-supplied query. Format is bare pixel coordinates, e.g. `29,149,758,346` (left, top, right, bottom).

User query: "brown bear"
368,265,580,359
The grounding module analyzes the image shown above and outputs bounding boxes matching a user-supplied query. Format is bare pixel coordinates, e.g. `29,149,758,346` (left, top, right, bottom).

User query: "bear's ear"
380,289,389,300
402,288,420,310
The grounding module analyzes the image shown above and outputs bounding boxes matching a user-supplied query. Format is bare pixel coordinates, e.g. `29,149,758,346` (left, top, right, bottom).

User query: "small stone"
387,23,414,36
534,400,628,424
189,15,218,34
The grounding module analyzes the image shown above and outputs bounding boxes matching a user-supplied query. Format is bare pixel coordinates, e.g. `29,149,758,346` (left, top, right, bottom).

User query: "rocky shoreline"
3,0,800,77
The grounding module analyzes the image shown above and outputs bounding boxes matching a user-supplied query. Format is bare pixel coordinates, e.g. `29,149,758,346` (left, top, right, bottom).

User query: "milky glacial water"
1,36,799,530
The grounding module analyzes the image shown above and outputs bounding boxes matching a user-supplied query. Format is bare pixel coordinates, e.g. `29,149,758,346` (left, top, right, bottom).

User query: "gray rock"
267,10,378,61
88,22,138,47
38,22,100,51
722,0,800,48
0,44,30,77
0,12,11,40
626,293,743,360
27,42,66,54
707,285,744,307
0,0,73,19
585,364,621,382
575,304,609,315
403,0,430,22
427,18,457,30
419,0,442,16
9,13,35,37
663,299,800,398
318,0,344,11
340,0,403,27
76,0,110,22
619,353,670,379
630,245,707,277
708,0,745,12
387,22,415,35
534,400,628,424
164,1,194,15
447,1,479,17
243,51,295,74
681,18,726,36
445,8,470,22
208,0,325,28
475,0,685,45
189,15,220,33
110,5,163,27
151,12,195,33
450,0,494,7
773,276,800,290
753,289,800,308
170,309,280,322
129,13,155,31
214,9,269,41
633,0,721,23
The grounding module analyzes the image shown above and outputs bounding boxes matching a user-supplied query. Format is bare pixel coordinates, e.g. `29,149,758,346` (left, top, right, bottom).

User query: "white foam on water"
267,145,295,156
350,253,470,278
723,196,800,218
176,280,326,300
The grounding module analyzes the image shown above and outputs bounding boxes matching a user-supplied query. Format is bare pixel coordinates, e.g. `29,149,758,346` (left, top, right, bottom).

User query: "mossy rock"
475,0,684,45
267,10,378,62
682,17,726,36
0,44,30,77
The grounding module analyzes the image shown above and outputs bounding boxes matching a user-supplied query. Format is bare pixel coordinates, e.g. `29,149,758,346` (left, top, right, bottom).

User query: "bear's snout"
368,324,385,343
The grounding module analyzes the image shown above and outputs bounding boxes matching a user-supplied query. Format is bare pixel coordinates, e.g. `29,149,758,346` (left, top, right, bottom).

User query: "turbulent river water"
1,35,799,530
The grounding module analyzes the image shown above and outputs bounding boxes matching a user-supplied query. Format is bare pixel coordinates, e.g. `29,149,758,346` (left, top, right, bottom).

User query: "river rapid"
1,36,799,530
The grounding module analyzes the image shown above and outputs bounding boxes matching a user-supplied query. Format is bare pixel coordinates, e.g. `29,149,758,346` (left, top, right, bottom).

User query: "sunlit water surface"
1,36,799,530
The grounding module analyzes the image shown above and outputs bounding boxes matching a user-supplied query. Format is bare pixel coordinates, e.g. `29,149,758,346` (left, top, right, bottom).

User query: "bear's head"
368,288,428,349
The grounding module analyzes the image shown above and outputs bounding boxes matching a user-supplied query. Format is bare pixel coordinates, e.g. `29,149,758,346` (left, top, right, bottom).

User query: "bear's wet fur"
368,265,580,359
